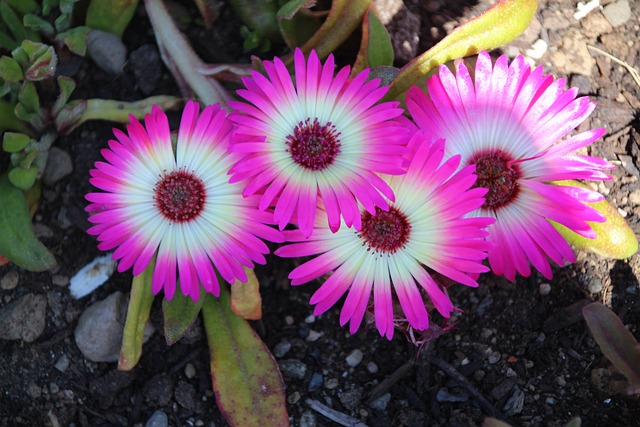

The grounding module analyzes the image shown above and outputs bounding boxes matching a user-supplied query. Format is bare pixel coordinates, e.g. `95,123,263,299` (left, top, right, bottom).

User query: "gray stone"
0,270,19,290
174,380,196,411
130,44,162,95
43,147,73,186
273,340,291,358
339,387,363,411
369,392,392,410
145,410,169,427
345,349,364,367
308,372,323,391
629,189,640,205
436,389,469,403
0,293,47,342
504,386,525,416
603,0,631,28
87,30,127,75
74,291,155,362
366,362,379,374
278,359,308,379
55,354,70,372
299,410,317,427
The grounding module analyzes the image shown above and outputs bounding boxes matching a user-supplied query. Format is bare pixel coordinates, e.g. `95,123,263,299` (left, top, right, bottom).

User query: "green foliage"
0,174,56,271
86,0,139,38
583,303,640,395
162,283,205,345
119,259,155,371
202,285,288,427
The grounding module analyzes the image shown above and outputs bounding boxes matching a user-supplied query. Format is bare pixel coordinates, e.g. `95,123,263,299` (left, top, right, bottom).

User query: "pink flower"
407,52,614,281
275,132,493,339
228,48,408,238
86,101,283,301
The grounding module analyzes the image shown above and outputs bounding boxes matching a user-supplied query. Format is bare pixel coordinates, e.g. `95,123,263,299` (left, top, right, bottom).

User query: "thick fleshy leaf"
0,55,24,82
0,99,29,133
550,180,638,259
202,286,288,427
57,26,90,56
583,303,640,394
383,0,538,101
8,165,37,190
118,258,156,371
53,76,76,115
4,0,39,15
23,13,55,36
283,0,371,63
0,174,55,271
86,0,138,38
162,282,205,345
2,132,30,152
352,8,393,75
230,268,262,320
226,0,282,43
277,0,321,49
23,43,57,81
17,80,39,115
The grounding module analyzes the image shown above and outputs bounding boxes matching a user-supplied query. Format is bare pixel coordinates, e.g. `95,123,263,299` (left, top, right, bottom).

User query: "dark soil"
1,0,639,426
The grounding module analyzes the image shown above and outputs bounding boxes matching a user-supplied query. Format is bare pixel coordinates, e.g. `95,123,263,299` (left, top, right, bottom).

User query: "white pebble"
574,0,600,20
345,349,364,367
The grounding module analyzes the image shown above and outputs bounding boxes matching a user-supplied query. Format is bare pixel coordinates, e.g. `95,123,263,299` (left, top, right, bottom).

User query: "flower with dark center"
276,133,493,340
86,101,283,301
407,51,614,280
229,48,408,238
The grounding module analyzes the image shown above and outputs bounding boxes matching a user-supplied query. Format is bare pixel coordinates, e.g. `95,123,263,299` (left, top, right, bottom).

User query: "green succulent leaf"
0,99,29,133
57,26,90,56
550,180,638,259
54,99,87,135
23,13,54,36
86,0,139,39
383,0,538,101
42,0,59,16
24,43,57,81
352,9,393,75
0,174,56,271
0,55,24,82
277,0,321,49
118,258,155,371
52,75,76,115
4,0,39,15
0,29,18,50
226,0,283,44
202,285,288,427
17,80,39,114
0,1,28,44
8,165,38,190
583,303,640,394
2,132,30,152
162,283,204,346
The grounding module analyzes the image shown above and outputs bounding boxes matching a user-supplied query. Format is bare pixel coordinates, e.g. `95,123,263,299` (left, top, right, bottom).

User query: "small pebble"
284,315,294,325
304,314,316,323
49,382,59,394
55,354,69,373
0,271,19,290
546,397,557,405
473,370,486,381
278,359,308,379
273,341,292,358
588,278,603,294
366,362,378,374
539,283,551,296
52,275,69,287
436,389,469,403
145,410,168,427
308,372,323,391
556,376,567,387
488,351,501,364
324,378,339,390
299,410,317,427
506,368,517,378
184,363,196,379
345,349,364,367
306,330,323,342
369,392,391,411
287,391,301,404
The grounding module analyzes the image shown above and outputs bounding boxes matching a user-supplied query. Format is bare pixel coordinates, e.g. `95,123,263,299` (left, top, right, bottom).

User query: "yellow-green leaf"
550,180,638,259
86,0,138,39
202,286,288,427
230,268,262,320
383,0,538,101
118,258,155,371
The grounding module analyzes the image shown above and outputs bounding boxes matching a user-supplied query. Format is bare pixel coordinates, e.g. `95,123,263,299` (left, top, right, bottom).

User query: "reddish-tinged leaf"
583,303,640,394
230,268,262,320
202,286,288,427
118,259,155,371
352,8,393,75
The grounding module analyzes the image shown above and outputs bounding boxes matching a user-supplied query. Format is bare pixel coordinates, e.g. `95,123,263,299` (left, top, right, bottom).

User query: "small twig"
588,45,640,89
305,399,369,427
364,358,416,403
168,347,202,375
426,355,503,419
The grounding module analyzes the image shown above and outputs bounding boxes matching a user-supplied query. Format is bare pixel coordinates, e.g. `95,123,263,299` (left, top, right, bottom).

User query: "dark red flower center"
469,150,520,210
286,118,341,170
155,170,206,222
359,206,411,253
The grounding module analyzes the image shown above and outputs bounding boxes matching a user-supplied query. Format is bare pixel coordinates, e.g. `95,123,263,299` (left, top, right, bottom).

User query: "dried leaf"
230,268,262,320
583,303,640,394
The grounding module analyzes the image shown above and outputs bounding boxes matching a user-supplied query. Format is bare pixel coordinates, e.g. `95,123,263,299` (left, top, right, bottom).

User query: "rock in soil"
0,293,47,342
